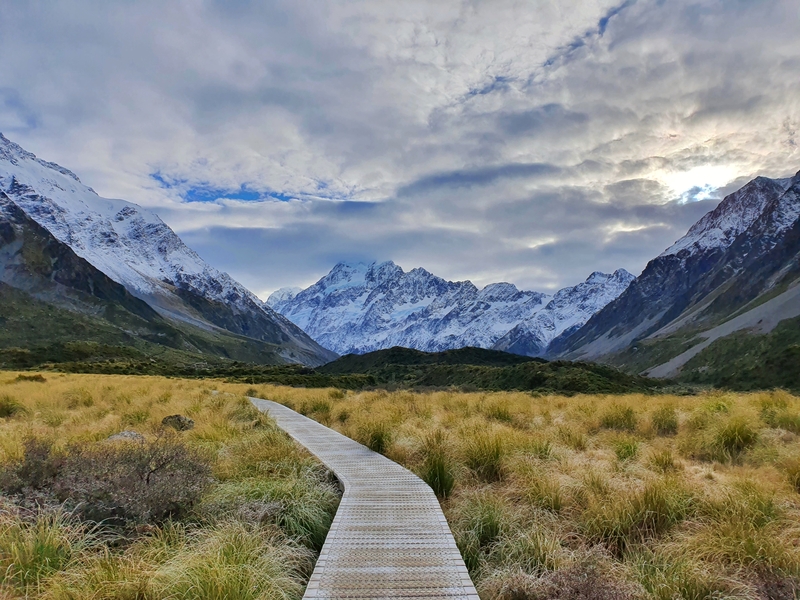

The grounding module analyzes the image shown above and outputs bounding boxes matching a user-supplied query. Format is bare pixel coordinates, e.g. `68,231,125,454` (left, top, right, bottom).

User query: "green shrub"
631,547,726,600
651,406,678,436
483,402,513,423
63,388,94,409
599,405,637,432
648,449,680,473
712,418,759,462
525,473,563,513
419,430,455,499
489,528,563,575
200,475,339,552
527,438,552,460
153,521,311,600
464,431,505,482
0,394,27,418
455,493,507,571
783,457,800,493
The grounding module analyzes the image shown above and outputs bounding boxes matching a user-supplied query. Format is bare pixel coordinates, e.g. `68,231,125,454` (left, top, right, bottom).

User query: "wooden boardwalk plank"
250,398,479,600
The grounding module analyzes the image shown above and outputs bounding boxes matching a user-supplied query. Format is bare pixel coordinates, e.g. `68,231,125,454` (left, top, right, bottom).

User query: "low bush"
557,426,587,451
648,449,680,473
56,435,212,524
201,476,339,552
713,418,759,462
488,528,564,576
482,552,641,600
612,436,638,462
1,435,211,525
152,521,312,600
356,420,393,454
0,508,88,594
454,493,507,571
581,479,693,555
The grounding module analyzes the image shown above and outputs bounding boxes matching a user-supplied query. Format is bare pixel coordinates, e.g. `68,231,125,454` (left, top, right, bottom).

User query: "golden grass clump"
247,383,800,597
0,372,339,600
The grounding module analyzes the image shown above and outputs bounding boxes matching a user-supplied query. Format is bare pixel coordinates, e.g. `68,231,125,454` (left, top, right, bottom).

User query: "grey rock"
161,414,195,431
106,430,145,442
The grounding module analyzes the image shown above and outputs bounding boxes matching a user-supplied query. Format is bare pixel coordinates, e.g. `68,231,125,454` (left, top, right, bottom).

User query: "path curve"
250,398,479,600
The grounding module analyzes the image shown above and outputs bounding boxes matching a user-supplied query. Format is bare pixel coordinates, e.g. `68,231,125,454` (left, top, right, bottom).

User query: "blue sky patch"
150,171,295,203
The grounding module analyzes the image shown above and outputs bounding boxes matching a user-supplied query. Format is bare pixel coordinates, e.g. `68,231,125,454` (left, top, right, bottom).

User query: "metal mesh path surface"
250,398,479,600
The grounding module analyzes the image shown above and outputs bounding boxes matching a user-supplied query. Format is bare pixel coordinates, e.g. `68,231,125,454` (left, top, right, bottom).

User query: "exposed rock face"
269,261,633,356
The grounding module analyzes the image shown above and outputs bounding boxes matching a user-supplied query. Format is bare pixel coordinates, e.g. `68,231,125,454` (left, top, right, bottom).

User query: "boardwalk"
250,398,479,600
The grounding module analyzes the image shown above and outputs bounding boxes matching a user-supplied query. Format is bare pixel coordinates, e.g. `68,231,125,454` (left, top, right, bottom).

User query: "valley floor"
2,373,800,599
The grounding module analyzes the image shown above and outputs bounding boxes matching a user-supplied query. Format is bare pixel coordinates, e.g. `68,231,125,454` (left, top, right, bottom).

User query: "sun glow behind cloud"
1,0,799,294
659,165,740,203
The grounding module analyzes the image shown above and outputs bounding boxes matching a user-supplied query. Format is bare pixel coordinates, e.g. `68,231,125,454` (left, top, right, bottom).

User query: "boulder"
161,414,195,431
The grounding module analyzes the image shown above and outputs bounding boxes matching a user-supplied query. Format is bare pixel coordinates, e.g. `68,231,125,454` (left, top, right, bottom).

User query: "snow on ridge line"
269,260,634,356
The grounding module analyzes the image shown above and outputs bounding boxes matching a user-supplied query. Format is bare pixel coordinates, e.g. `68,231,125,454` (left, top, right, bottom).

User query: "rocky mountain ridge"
552,169,800,382
268,261,633,355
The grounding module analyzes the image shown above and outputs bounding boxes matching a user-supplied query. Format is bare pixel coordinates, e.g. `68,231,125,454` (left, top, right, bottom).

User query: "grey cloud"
1,0,799,295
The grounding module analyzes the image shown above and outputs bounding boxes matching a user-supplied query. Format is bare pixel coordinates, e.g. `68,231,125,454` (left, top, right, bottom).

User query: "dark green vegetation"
679,315,800,390
318,346,656,394
320,346,541,372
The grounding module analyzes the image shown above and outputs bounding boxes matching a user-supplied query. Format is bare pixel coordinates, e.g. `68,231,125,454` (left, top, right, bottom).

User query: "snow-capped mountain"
0,133,335,366
552,170,800,377
492,269,634,356
268,261,633,356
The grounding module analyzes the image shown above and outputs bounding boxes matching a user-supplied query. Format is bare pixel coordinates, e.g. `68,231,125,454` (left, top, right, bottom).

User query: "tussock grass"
259,385,800,594
419,429,455,498
0,372,339,599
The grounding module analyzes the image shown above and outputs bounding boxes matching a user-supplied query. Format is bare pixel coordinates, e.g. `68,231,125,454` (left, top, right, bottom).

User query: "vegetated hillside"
268,261,632,356
551,170,800,387
0,133,335,367
676,314,800,390
319,346,542,373
320,346,655,394
0,193,310,368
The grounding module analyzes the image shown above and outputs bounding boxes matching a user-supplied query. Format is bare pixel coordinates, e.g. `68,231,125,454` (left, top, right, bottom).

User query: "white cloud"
0,0,798,295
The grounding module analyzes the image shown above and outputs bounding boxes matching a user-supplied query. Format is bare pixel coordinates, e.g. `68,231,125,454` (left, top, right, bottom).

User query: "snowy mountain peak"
661,176,793,257
266,286,302,307
0,134,82,183
270,261,633,356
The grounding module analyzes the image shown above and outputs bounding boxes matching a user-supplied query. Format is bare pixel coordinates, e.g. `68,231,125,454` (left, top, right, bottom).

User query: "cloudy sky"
1,1,799,297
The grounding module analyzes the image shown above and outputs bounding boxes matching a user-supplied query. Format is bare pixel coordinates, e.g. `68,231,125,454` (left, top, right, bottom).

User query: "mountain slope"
269,261,632,355
552,170,800,382
0,133,335,366
493,269,634,356
0,190,319,367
